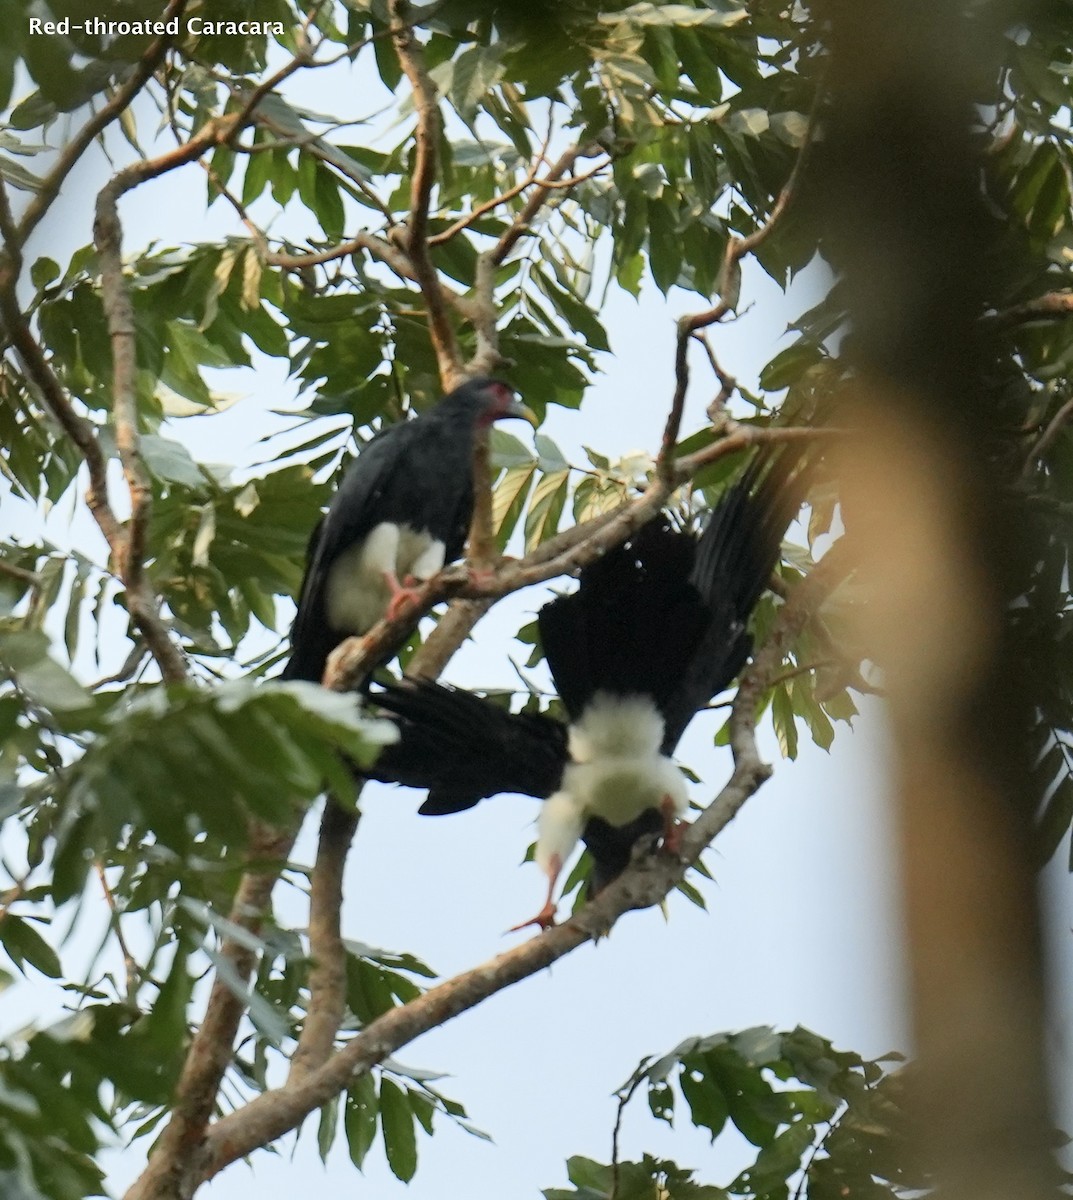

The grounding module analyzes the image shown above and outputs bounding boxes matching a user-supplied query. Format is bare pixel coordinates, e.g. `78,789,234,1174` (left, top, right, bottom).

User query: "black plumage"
368,450,806,926
283,378,533,682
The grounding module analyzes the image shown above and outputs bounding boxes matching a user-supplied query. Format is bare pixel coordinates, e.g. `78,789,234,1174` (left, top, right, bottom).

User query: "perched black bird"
368,452,805,928
283,378,535,682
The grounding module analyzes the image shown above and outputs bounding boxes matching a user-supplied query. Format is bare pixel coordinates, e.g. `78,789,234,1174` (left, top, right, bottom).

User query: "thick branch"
323,424,828,691
389,0,462,389
405,598,493,680
92,124,234,683
465,427,497,566
124,822,299,1200
288,802,360,1082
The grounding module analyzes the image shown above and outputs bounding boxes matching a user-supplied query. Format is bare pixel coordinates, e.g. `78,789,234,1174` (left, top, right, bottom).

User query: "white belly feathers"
534,692,689,874
325,521,446,634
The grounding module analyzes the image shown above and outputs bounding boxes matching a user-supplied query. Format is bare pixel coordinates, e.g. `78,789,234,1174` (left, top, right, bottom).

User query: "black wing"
537,518,711,723
537,452,805,753
659,450,805,750
366,679,568,813
283,428,411,681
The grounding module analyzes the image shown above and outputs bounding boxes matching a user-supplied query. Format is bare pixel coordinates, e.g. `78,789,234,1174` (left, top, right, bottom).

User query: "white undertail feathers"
534,692,688,875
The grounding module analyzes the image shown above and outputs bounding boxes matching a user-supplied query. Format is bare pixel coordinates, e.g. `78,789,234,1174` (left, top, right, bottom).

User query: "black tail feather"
365,679,567,811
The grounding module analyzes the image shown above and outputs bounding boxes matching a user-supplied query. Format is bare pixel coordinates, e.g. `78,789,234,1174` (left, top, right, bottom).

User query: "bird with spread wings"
367,451,806,929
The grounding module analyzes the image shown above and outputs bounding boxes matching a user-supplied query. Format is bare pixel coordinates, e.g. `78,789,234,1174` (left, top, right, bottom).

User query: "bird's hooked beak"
506,396,539,427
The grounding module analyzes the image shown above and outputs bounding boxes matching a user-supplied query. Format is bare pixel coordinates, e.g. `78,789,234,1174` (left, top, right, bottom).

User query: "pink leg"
382,570,424,622
660,796,684,857
508,854,561,933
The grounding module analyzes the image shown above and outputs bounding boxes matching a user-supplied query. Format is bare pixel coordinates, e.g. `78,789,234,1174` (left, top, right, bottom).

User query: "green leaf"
524,469,570,551
0,916,62,978
317,1096,339,1163
771,683,798,760
379,1078,418,1182
602,2,748,29
493,463,537,549
343,1080,378,1170
678,1065,729,1141
647,199,682,294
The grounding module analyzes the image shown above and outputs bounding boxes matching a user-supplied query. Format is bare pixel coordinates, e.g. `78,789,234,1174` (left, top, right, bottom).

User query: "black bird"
283,378,535,682
368,452,805,929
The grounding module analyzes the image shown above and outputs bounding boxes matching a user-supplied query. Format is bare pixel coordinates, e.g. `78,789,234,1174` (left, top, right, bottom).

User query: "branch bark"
92,119,237,684
323,424,832,692
389,0,462,390
126,821,300,1200
288,801,360,1082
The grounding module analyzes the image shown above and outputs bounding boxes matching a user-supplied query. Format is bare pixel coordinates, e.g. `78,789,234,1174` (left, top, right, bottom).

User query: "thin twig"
96,861,139,1000
694,331,738,420
0,268,122,551
0,558,41,588
490,144,596,268
610,1074,647,1200
658,85,825,482
228,8,322,135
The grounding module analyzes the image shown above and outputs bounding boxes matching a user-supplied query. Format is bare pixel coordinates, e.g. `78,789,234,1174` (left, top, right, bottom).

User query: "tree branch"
92,124,235,684
991,290,1073,329
0,258,123,553
405,598,494,680
490,144,596,268
322,424,832,692
288,802,360,1082
658,87,824,482
389,0,462,389
124,821,299,1200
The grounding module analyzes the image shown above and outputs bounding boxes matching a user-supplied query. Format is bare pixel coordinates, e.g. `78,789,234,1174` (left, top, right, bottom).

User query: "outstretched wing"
659,450,806,750
366,679,568,813
537,518,711,723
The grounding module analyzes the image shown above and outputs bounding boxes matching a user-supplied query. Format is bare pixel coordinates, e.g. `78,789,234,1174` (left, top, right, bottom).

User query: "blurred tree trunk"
814,1,1060,1196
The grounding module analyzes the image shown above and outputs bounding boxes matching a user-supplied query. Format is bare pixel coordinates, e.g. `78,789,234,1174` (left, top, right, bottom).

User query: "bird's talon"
384,587,421,622
507,903,558,934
